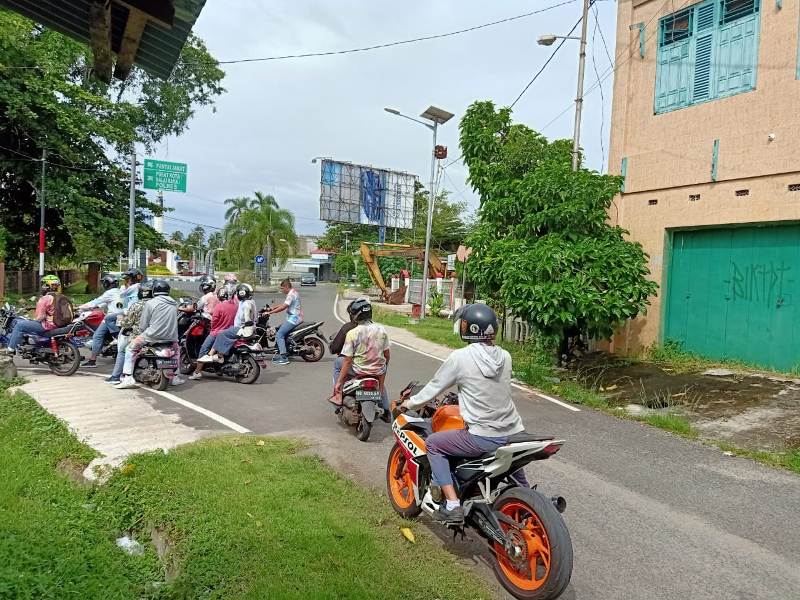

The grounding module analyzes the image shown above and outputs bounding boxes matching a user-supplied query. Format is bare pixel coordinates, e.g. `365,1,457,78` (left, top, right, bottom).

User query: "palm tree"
223,196,251,223
250,191,278,212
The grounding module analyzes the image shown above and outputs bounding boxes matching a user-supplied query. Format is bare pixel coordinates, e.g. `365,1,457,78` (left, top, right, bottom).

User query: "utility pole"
128,149,136,267
571,0,591,171
38,148,46,277
420,120,438,320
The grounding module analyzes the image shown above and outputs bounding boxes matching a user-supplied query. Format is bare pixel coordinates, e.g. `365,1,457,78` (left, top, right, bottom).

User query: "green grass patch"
639,413,698,438
714,441,800,475
374,307,466,349
1,384,491,599
646,340,800,377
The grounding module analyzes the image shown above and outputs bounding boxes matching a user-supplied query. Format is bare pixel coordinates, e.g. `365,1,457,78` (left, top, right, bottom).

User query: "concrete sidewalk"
14,373,217,480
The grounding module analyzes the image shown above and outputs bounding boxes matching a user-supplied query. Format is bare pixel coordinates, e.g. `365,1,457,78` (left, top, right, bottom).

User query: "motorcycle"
0,302,23,348
386,382,573,600
335,375,385,442
130,342,178,391
255,306,326,362
73,308,118,358
176,296,197,338
178,314,266,384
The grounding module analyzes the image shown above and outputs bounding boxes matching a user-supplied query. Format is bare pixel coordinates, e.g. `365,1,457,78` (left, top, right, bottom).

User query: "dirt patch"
56,458,92,487
150,526,181,583
574,354,800,452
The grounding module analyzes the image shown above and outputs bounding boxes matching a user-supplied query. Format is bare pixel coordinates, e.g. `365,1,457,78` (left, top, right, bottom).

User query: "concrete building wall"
607,0,800,354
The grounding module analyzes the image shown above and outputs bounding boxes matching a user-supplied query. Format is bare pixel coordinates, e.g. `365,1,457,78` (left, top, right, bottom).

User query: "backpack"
52,293,74,328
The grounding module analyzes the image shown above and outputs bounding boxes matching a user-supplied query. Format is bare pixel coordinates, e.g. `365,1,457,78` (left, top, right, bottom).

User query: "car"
300,273,317,286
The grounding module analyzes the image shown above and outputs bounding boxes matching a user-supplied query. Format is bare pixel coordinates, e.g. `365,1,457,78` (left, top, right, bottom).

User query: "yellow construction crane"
359,242,446,304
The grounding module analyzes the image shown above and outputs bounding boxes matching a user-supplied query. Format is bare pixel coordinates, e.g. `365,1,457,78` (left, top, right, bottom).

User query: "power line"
590,3,607,171
208,0,578,66
0,143,99,171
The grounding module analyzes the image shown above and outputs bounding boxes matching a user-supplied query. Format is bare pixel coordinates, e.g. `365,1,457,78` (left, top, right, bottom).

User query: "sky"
152,0,618,239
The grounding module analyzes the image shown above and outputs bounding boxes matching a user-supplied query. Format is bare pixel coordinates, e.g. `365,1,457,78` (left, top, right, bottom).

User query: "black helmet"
216,286,231,301
236,283,253,300
459,303,498,343
138,280,154,300
152,279,170,296
346,300,357,320
100,274,119,290
199,275,216,294
350,298,372,322
123,268,143,283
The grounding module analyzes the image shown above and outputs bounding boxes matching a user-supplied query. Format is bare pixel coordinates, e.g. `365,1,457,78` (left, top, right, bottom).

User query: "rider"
79,274,123,368
400,303,526,525
329,300,358,386
6,275,61,353
115,279,178,390
264,278,303,366
189,286,237,378
119,268,144,309
197,283,256,364
195,276,219,319
333,298,391,419
106,280,152,384
222,273,238,300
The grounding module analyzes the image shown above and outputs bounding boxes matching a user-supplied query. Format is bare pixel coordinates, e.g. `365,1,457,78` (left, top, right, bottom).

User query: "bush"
428,291,445,316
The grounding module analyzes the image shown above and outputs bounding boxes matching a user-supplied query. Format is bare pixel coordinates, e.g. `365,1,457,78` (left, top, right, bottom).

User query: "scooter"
334,374,386,442
255,306,326,362
130,342,178,391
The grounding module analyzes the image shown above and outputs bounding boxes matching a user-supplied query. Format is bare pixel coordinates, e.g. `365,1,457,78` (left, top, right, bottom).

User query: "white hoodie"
407,343,524,438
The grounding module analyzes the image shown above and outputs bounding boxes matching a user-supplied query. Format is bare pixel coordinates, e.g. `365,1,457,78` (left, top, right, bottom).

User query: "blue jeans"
9,320,46,350
91,314,119,357
276,321,297,357
199,334,216,357
333,355,345,386
111,334,128,379
212,326,240,356
426,429,529,488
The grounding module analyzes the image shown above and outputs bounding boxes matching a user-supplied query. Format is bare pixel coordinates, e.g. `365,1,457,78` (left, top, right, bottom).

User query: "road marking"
332,295,579,412
16,367,252,433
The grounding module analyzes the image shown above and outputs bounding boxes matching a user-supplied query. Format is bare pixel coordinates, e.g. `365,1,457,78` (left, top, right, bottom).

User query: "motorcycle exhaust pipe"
551,496,567,514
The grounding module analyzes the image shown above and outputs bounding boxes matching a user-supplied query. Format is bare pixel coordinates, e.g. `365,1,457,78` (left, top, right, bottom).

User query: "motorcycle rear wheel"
300,337,325,362
491,487,573,600
48,341,80,376
234,355,260,384
355,416,372,441
386,444,422,518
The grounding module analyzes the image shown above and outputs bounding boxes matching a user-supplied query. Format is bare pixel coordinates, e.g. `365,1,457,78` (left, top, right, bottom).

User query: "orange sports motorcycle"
386,382,573,600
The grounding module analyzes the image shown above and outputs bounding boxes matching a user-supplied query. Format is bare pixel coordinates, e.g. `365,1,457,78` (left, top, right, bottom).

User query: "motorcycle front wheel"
300,337,325,362
234,355,260,384
491,487,573,600
178,347,194,375
385,444,422,518
48,340,81,376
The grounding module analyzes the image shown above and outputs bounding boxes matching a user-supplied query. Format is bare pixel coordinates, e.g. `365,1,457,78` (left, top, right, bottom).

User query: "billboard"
319,159,417,229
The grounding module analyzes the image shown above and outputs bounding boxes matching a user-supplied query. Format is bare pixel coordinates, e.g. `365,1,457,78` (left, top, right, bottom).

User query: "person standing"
264,278,303,365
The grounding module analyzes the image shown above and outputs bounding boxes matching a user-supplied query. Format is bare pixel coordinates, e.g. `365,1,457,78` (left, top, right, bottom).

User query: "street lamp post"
384,105,454,319
538,0,590,171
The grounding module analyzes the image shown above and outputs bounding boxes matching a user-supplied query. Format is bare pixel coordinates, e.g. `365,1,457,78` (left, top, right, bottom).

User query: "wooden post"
113,8,148,80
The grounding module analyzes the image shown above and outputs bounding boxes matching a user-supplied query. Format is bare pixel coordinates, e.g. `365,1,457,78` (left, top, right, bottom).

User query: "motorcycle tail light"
189,325,205,336
76,329,91,337
541,443,561,456
361,378,379,391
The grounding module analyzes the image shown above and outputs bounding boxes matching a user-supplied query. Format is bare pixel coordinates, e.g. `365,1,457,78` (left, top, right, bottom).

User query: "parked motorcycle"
130,342,178,391
178,314,266,384
255,306,326,362
387,382,573,600
335,375,385,442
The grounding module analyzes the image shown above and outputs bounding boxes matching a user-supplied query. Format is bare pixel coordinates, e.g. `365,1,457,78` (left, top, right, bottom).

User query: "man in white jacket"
401,303,527,525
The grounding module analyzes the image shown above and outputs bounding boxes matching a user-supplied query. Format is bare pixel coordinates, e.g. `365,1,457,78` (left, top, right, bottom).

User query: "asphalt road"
88,283,800,599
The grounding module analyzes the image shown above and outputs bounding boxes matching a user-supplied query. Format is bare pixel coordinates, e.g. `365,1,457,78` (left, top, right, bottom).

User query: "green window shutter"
716,0,760,97
656,41,692,112
692,2,717,102
621,157,628,192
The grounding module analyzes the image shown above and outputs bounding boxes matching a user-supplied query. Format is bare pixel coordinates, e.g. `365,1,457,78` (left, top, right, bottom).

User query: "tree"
0,10,225,269
224,197,251,223
460,101,658,351
403,186,470,253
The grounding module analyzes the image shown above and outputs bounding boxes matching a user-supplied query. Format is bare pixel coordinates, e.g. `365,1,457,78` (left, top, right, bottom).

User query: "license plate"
250,352,268,360
356,390,381,402
156,358,178,369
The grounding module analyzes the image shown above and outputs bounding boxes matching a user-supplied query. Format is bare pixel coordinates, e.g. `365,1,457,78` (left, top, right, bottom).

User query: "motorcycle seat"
507,431,555,443
41,326,71,337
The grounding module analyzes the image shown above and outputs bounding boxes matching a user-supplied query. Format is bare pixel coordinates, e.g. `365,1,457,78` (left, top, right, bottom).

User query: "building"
608,0,800,370
295,235,321,257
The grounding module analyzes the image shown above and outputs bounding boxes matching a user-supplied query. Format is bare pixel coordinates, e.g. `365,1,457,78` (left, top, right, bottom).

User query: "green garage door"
665,225,800,371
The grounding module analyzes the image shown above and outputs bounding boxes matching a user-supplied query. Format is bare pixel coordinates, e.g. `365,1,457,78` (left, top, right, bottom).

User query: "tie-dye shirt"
341,321,390,375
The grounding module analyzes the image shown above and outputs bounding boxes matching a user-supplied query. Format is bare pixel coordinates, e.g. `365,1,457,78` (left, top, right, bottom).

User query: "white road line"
16,367,252,433
332,294,580,412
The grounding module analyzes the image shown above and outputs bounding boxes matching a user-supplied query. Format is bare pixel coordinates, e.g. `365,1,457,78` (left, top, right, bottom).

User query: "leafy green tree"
460,101,657,349
403,186,470,253
223,197,251,223
333,252,356,279
0,10,225,269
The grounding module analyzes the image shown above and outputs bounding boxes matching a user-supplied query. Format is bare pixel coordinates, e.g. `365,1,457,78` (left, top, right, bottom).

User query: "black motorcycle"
178,314,266,384
255,306,326,362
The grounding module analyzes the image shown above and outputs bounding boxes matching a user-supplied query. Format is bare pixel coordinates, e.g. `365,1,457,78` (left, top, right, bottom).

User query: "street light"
341,230,352,254
187,244,201,273
209,247,224,276
384,105,454,319
538,0,590,171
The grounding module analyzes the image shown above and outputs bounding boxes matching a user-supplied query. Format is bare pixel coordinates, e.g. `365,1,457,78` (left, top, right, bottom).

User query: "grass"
646,340,800,378
1,384,492,599
714,441,800,475
374,307,466,349
639,413,698,438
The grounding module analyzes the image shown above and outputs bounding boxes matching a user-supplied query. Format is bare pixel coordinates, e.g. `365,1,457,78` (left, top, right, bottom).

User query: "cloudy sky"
152,0,618,238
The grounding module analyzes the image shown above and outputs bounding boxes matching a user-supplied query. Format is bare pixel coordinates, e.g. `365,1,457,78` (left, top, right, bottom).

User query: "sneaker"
105,376,120,384
114,375,138,390
213,355,224,363
188,372,202,381
171,376,186,386
272,355,289,365
196,355,215,363
433,504,464,525
81,359,97,368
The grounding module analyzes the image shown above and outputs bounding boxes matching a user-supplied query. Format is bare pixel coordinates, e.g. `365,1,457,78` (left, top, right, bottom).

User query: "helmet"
199,275,216,294
100,274,118,290
40,274,61,292
350,298,372,322
152,279,170,296
216,286,231,301
459,303,498,343
223,273,238,284
138,280,154,300
346,300,357,320
236,283,253,300
122,268,143,283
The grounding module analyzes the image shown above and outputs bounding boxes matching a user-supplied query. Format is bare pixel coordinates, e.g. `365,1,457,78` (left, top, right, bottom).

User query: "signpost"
143,159,188,193
255,255,265,264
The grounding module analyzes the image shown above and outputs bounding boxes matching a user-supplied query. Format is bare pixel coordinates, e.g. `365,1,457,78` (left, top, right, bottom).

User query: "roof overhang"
0,0,206,81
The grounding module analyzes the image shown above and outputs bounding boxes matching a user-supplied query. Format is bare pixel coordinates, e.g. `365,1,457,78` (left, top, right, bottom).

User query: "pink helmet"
223,273,238,283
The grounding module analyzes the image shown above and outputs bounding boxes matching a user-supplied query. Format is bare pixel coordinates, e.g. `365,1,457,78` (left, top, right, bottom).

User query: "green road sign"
143,159,187,192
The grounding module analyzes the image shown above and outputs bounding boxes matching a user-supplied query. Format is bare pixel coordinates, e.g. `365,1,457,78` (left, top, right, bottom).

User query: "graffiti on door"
730,261,791,306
